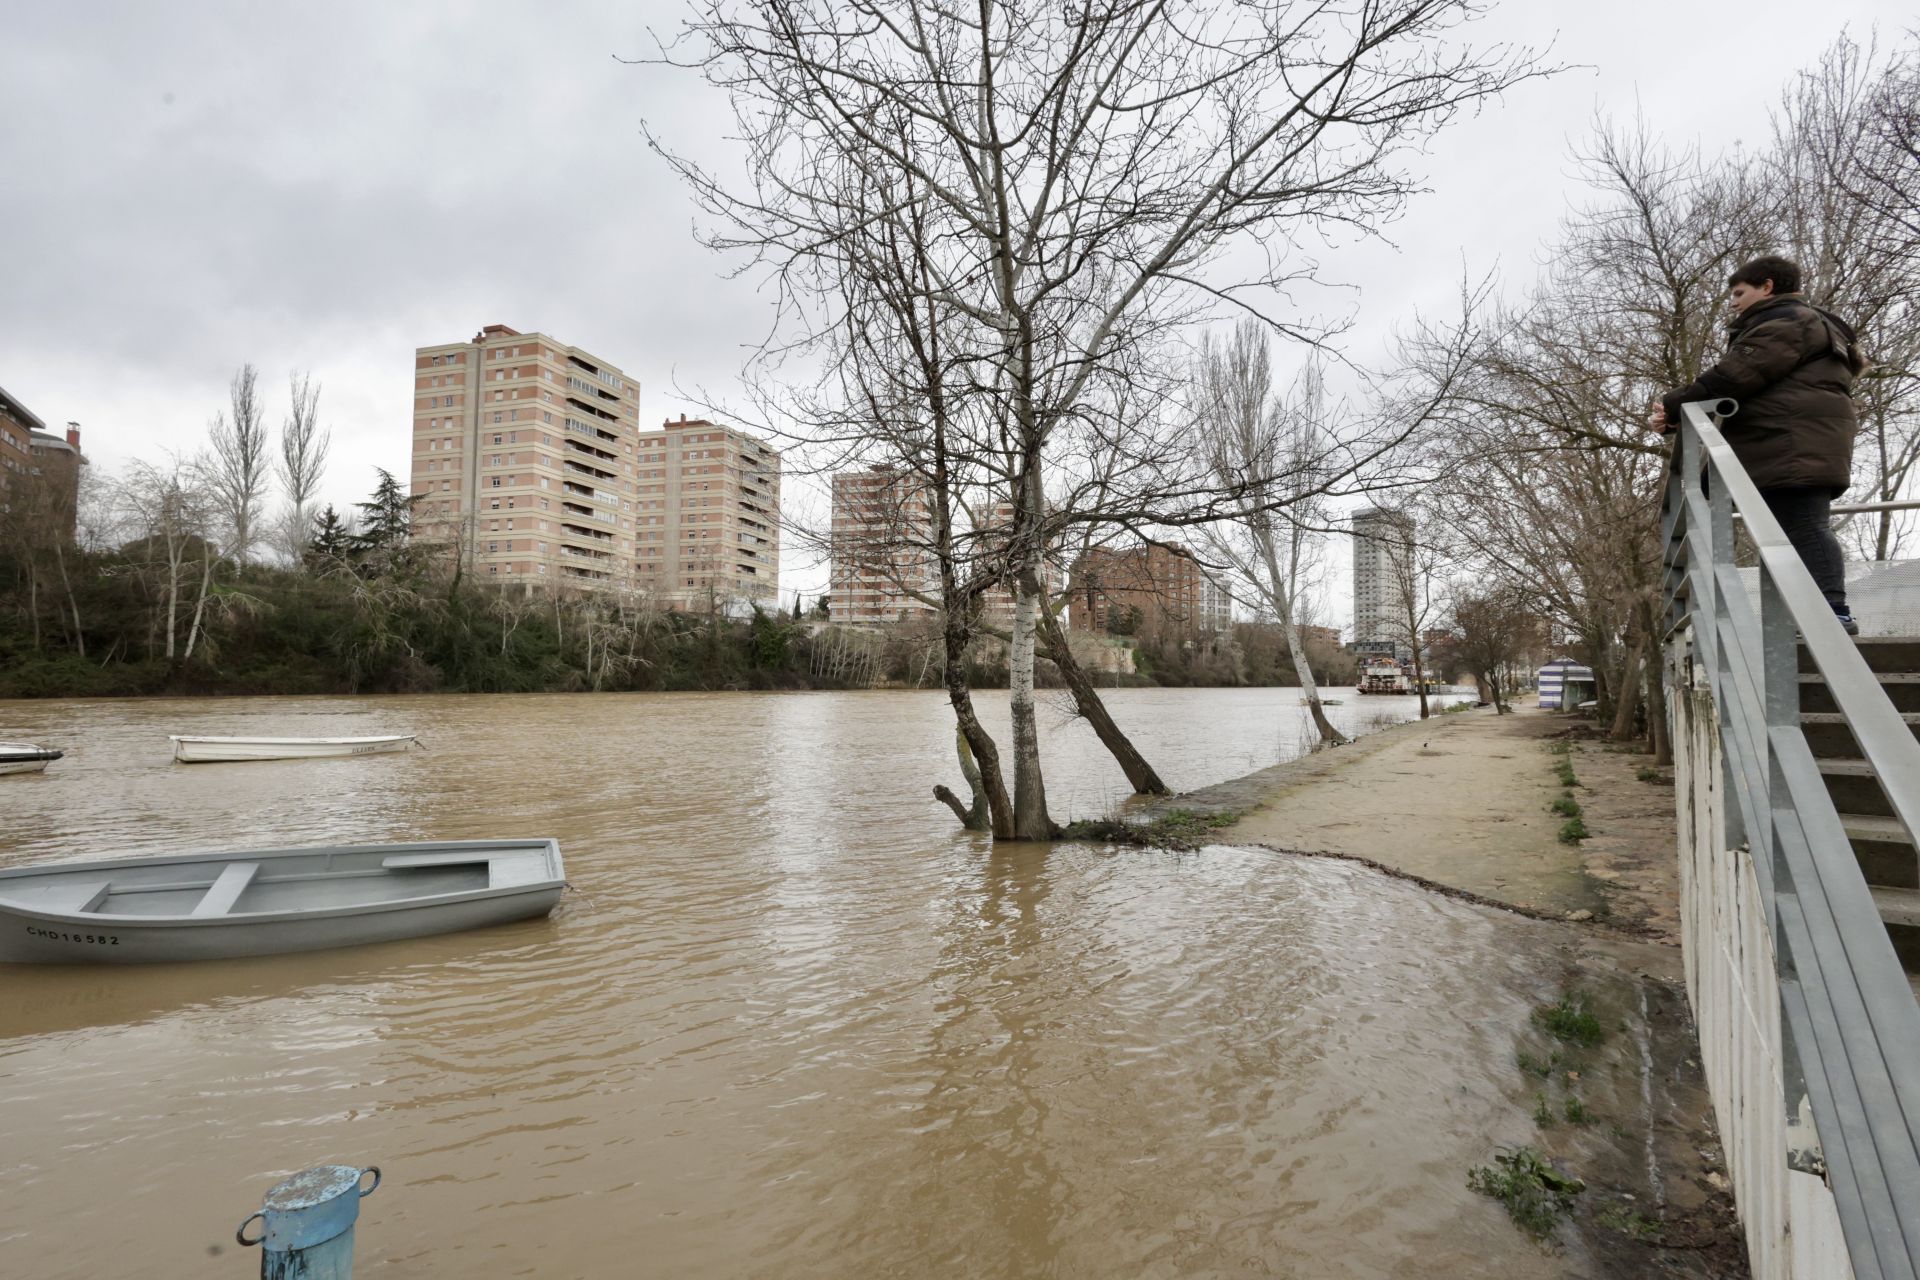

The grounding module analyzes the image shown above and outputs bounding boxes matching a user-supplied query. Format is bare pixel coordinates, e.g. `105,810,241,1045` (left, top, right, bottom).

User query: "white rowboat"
170,734,417,763
0,742,63,776
0,839,565,964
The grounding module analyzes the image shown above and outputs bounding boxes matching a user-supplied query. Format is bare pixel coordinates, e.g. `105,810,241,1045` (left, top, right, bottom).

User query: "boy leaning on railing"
1647,255,1870,635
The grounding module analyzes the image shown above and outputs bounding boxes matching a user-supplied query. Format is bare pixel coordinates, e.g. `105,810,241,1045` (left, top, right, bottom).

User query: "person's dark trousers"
1760,486,1850,612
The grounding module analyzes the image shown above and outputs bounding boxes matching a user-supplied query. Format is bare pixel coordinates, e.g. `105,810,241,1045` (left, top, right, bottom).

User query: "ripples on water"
0,689,1580,1277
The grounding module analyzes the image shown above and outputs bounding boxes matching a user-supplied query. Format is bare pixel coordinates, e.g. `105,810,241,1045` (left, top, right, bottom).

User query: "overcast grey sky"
0,0,1894,617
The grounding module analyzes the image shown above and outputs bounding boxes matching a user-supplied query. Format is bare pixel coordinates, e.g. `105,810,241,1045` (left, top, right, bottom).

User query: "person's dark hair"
1728,255,1802,295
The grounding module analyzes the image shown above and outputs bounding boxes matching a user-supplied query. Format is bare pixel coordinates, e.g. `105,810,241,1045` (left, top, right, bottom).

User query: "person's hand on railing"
1645,399,1673,435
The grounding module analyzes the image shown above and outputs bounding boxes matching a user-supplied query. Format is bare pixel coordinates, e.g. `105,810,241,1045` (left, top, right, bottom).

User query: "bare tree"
1445,583,1535,713
1371,510,1445,718
277,371,331,564
206,363,271,563
650,1,1545,837
117,458,218,662
1764,35,1920,559
1192,323,1347,743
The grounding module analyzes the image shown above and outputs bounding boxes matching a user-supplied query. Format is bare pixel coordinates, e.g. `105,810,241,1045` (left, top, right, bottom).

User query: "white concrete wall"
1673,665,1852,1279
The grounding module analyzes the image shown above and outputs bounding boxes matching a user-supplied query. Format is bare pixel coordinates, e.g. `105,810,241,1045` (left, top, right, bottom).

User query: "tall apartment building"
633,416,781,611
0,383,43,509
412,324,643,588
29,425,87,537
1350,505,1415,648
1067,542,1231,636
830,465,937,624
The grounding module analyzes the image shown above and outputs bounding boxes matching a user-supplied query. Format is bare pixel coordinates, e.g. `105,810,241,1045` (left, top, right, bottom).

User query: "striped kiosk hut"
1536,659,1595,710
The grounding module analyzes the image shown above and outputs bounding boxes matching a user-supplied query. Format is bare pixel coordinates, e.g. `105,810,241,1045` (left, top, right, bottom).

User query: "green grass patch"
1548,740,1572,755
1533,990,1605,1047
1467,1146,1586,1237
1554,762,1579,787
1515,1048,1560,1078
1532,1092,1557,1128
1550,792,1582,818
1636,766,1662,782
1563,1096,1595,1126
1557,816,1589,843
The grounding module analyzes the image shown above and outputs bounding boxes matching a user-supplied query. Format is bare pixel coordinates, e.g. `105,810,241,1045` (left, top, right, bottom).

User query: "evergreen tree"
791,597,802,621
309,504,354,561
352,469,418,574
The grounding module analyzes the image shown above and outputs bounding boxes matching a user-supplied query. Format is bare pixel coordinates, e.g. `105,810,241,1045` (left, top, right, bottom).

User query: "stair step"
1800,712,1920,759
1799,636,1920,674
1838,812,1919,889
1800,673,1920,714
1822,759,1895,818
1875,886,1920,973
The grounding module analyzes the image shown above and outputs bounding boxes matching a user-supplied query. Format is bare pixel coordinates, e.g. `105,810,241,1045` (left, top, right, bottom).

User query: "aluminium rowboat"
0,839,564,964
170,734,417,763
0,743,63,775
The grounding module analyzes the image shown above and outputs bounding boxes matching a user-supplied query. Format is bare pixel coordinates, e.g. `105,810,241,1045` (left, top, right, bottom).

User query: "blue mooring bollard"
235,1164,380,1279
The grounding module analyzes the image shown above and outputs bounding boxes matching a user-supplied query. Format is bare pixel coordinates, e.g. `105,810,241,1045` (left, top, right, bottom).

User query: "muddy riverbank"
1167,704,1749,1274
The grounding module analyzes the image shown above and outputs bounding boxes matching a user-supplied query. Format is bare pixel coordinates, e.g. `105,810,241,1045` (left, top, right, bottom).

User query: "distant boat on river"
169,734,417,763
0,839,565,964
0,743,63,775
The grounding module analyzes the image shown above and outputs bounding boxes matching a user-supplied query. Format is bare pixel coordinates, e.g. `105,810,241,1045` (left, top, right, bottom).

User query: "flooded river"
0,688,1605,1277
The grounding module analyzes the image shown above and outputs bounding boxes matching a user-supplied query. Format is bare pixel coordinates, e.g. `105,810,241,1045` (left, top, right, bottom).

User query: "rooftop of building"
0,384,48,433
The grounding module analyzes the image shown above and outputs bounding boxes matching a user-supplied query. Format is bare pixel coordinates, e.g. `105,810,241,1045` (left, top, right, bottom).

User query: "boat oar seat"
33,880,112,914
192,861,261,917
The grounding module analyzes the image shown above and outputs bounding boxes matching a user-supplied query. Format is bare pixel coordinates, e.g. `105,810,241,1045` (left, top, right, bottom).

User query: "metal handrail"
1664,399,1920,1279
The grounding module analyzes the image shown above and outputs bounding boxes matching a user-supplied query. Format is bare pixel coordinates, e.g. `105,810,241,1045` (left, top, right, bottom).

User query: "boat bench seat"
382,852,490,869
383,850,550,889
35,880,112,914
192,861,261,917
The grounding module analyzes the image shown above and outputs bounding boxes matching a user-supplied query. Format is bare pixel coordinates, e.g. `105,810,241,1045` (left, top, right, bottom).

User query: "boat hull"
0,839,563,965
0,886,560,964
0,744,62,775
170,735,415,763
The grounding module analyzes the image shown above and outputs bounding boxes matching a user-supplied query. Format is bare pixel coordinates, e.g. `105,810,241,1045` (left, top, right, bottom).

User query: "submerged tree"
649,0,1548,838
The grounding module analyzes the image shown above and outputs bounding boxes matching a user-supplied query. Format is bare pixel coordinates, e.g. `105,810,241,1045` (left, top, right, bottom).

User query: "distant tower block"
1349,506,1415,649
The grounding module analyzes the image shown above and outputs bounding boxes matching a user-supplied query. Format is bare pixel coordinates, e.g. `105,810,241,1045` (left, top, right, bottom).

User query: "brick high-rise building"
411,325,643,589
633,416,781,611
830,465,936,623
0,384,43,510
1068,542,1230,636
29,424,87,537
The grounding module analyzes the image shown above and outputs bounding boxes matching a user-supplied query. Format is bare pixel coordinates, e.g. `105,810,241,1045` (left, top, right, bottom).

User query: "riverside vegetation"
0,468,1364,699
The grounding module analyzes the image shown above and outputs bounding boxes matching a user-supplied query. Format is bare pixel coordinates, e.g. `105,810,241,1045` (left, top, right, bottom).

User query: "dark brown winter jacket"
1662,293,1861,492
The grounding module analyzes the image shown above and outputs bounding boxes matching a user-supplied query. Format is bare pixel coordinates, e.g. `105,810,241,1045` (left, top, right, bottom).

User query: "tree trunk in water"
942,629,1014,838
1007,579,1054,839
1411,648,1429,719
934,727,992,830
1033,602,1169,794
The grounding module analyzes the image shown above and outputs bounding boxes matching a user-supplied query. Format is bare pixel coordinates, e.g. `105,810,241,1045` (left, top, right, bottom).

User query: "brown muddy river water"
0,689,1604,1278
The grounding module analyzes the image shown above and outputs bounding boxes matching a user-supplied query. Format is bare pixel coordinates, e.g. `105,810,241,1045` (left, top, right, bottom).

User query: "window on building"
491,477,502,488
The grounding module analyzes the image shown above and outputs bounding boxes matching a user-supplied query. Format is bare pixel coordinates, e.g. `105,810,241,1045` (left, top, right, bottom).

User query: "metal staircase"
1664,399,1920,1280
